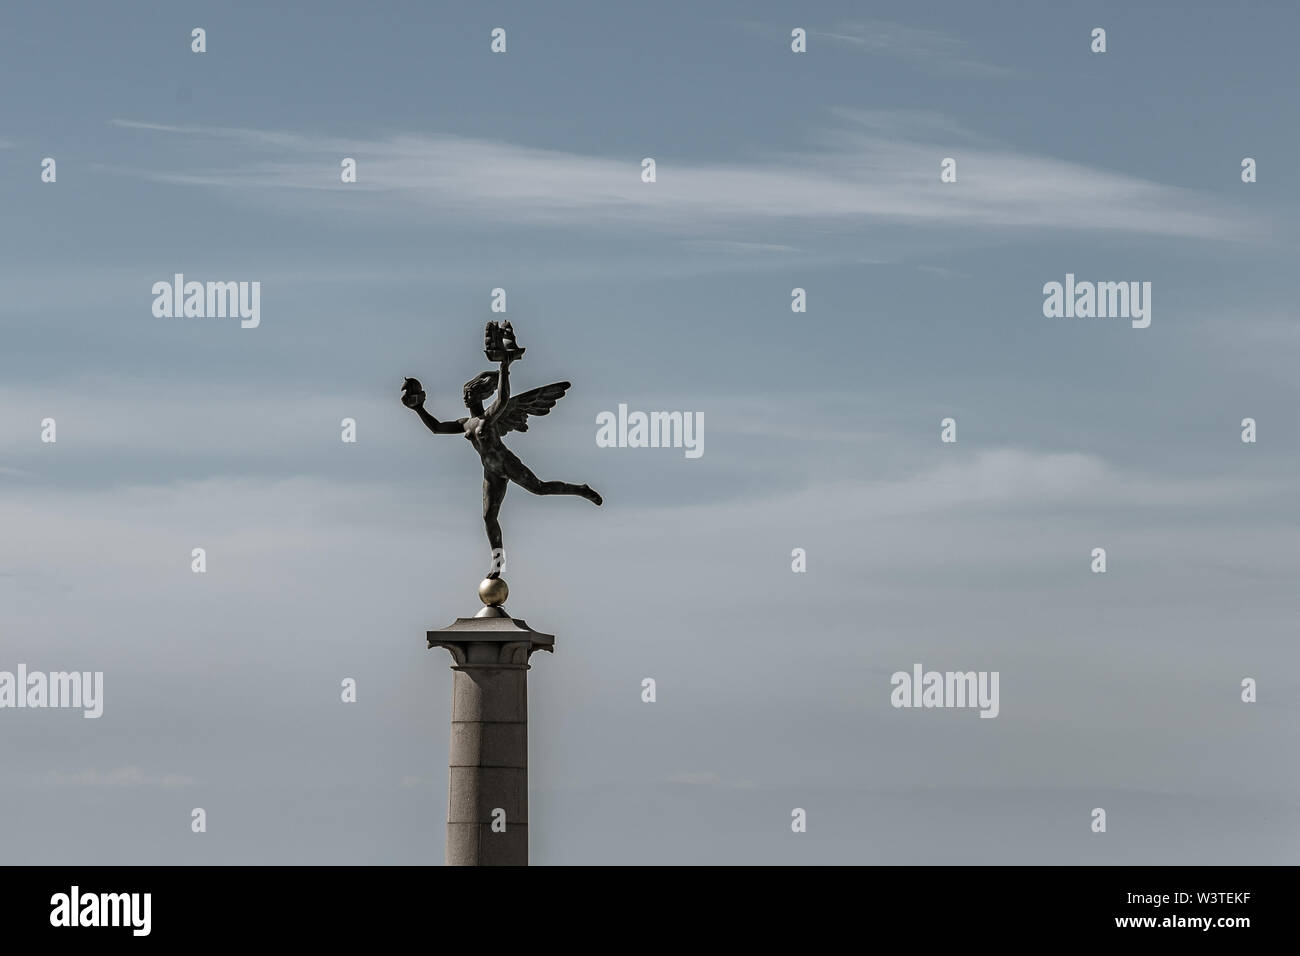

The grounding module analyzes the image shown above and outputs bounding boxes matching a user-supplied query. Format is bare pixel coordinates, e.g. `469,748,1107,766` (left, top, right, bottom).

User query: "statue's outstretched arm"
402,377,465,434
418,405,466,435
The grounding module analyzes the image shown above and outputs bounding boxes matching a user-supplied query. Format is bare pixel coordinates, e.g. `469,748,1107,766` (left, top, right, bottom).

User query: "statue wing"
496,381,571,435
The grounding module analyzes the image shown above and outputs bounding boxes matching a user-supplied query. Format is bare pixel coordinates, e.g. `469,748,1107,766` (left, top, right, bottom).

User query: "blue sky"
1,1,1298,863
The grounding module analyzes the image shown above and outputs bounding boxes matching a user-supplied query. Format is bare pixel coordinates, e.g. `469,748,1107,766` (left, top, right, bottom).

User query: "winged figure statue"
401,321,602,579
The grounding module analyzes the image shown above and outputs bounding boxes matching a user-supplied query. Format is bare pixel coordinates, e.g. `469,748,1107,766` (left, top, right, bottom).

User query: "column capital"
428,614,555,667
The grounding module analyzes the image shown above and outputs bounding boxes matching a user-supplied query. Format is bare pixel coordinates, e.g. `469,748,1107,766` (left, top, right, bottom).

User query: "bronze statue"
402,321,602,584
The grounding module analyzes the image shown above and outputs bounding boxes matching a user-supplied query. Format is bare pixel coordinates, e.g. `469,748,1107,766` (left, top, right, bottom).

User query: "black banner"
2,865,1283,941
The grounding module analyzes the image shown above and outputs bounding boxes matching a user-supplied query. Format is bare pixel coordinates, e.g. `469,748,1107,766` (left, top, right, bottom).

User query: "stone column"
428,604,553,866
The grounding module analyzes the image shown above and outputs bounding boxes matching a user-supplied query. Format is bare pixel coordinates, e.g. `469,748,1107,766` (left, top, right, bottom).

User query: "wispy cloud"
679,239,804,255
810,20,1014,77
668,771,757,789
32,767,197,789
915,264,972,280
103,113,1258,241
841,447,1290,516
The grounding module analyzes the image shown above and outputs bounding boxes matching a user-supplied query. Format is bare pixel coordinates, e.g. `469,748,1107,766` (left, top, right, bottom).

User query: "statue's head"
462,371,499,410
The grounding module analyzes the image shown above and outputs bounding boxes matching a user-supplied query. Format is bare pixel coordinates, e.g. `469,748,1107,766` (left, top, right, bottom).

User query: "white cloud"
617,445,1290,539
680,239,804,255
871,447,1288,513
668,771,757,788
810,19,1015,77
103,114,1257,241
915,264,972,279
33,767,197,789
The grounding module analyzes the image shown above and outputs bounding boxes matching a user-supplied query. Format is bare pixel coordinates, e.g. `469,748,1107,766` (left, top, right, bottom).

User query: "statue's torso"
465,417,511,472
